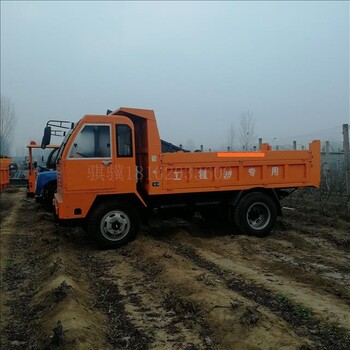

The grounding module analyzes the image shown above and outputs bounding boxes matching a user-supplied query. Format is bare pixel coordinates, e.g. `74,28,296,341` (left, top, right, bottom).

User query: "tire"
42,181,57,208
88,201,139,248
234,192,277,237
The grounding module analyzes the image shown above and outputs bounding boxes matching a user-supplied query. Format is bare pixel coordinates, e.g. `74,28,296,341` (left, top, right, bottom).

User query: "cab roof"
110,107,156,121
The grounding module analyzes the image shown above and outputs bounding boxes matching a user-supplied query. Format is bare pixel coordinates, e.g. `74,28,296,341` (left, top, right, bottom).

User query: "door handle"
101,160,112,166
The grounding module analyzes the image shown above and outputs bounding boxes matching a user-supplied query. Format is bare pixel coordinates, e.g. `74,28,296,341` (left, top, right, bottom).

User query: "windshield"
56,120,80,163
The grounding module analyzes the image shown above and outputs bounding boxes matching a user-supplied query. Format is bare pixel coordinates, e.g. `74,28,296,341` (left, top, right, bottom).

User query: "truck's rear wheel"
88,202,139,248
234,192,277,237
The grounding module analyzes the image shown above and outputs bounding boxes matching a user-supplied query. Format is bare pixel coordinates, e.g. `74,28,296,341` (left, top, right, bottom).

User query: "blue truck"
35,120,74,206
34,146,59,206
35,169,57,205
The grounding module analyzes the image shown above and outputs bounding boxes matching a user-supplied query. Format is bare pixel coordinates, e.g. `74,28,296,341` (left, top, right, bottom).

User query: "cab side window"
69,125,111,158
116,125,133,157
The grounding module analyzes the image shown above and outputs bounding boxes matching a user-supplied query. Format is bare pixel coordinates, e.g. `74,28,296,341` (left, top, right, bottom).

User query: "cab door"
114,123,136,193
65,124,115,191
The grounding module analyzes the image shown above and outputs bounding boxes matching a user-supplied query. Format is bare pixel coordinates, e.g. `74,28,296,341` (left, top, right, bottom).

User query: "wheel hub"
100,210,130,241
246,202,271,230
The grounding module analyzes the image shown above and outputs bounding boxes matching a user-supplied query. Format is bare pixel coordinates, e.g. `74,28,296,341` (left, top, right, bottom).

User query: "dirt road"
1,188,350,349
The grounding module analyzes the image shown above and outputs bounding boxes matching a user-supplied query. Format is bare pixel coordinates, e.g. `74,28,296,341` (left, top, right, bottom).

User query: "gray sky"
1,1,349,154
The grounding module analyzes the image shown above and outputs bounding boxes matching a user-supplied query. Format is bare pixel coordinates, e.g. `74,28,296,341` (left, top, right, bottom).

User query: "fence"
281,124,350,213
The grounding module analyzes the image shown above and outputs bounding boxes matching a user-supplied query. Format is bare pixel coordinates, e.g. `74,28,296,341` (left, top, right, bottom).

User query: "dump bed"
149,141,320,194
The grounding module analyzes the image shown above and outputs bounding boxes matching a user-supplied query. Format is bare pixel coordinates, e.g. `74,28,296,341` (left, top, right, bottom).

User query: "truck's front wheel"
42,181,57,208
88,202,139,248
234,192,277,237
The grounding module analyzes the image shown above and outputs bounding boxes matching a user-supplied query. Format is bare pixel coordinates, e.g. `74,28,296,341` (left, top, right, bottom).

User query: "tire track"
119,235,311,349
79,248,213,349
1,190,111,350
182,226,350,307
79,253,152,349
0,189,22,347
147,229,350,350
189,237,350,330
149,216,350,320
269,230,350,275
282,211,350,252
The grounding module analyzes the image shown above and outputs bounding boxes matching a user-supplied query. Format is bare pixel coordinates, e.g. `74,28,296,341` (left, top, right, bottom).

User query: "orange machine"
0,157,12,191
27,142,60,197
49,107,320,248
28,119,74,198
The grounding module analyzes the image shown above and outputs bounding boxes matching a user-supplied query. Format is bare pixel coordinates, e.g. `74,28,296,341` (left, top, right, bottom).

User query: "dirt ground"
1,188,350,350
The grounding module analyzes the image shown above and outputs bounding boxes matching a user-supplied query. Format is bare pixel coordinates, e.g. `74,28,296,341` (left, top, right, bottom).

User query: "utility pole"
325,141,330,192
325,141,330,171
343,124,350,211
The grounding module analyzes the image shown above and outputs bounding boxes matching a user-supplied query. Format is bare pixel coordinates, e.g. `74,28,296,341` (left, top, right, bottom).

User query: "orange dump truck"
0,157,12,191
44,108,320,248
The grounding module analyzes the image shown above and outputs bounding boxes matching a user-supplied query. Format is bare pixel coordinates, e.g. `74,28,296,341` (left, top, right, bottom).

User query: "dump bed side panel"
147,141,320,195
0,158,11,191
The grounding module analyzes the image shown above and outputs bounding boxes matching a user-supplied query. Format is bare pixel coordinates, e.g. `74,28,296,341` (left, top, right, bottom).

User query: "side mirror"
41,126,51,149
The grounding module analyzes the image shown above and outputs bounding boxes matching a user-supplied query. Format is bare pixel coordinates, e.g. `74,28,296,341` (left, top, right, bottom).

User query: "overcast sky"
1,1,349,154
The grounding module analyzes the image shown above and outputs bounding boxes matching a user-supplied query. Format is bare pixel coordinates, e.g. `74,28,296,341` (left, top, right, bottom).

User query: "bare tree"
227,123,236,151
0,96,16,156
239,110,256,151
